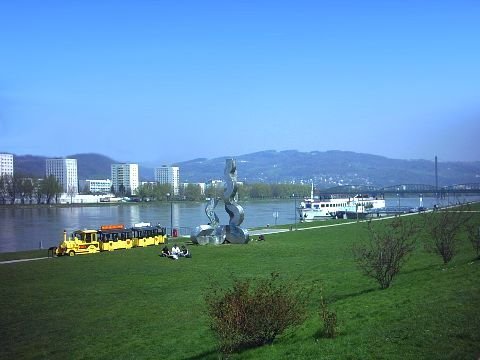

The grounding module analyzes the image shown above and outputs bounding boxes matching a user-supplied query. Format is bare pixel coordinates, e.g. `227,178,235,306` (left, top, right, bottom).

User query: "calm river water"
0,195,477,253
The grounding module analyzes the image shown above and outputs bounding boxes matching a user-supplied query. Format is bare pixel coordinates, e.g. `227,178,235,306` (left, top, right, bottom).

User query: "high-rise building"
111,163,139,195
155,165,180,195
46,158,78,194
0,153,14,177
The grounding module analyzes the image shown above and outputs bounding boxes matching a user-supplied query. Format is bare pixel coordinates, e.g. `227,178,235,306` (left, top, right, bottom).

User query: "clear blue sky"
1,0,479,164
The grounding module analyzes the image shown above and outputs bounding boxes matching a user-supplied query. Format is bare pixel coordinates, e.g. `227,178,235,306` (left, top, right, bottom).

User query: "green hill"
12,153,155,181
176,150,480,187
10,150,480,187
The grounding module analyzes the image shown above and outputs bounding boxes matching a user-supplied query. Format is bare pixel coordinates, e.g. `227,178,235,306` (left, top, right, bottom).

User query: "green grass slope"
1,208,479,359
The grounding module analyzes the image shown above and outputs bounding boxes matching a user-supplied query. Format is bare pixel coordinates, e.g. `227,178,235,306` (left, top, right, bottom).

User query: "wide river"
0,195,477,253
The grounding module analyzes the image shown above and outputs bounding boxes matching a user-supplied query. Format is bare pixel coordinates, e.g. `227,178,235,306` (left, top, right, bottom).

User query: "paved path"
248,211,422,236
249,228,290,236
0,256,51,265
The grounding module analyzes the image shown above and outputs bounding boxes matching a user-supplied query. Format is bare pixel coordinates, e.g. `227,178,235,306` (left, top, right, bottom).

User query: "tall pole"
435,155,438,203
294,194,297,230
170,199,173,237
167,193,172,237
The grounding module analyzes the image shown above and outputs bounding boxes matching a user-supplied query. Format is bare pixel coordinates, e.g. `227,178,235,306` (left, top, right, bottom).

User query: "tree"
2,174,15,204
0,175,9,204
466,223,480,260
41,175,63,204
353,216,418,289
32,178,44,204
118,184,126,197
423,205,472,265
18,176,34,204
183,184,203,201
249,183,271,199
67,185,77,204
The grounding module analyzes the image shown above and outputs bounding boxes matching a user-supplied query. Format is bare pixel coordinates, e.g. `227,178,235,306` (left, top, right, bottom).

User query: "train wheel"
68,250,75,257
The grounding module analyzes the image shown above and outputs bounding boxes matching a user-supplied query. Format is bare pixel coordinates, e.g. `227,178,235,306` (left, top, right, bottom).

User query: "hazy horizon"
1,1,479,163
4,149,478,166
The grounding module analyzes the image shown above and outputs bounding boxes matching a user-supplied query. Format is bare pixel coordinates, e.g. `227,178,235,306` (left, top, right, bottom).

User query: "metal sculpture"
223,159,249,244
190,158,249,245
205,197,219,226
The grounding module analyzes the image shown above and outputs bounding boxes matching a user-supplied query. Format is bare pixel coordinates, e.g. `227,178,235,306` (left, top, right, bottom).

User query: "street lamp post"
397,190,400,210
293,194,297,230
167,193,173,237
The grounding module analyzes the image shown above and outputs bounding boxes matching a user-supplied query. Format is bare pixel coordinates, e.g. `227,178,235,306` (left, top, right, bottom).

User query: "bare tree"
32,178,44,204
423,205,472,265
353,216,418,289
22,177,34,204
67,185,77,204
466,223,480,260
0,175,8,204
41,175,63,204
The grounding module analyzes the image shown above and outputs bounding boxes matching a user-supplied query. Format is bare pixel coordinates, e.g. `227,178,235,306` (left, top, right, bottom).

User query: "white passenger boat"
297,185,385,221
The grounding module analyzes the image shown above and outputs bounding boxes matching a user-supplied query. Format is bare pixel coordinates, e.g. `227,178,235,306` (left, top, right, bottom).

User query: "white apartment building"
111,163,139,195
46,158,78,194
0,153,14,177
155,165,180,196
79,179,112,193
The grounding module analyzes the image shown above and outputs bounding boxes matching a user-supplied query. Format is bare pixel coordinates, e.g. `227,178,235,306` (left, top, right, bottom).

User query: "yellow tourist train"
55,222,167,256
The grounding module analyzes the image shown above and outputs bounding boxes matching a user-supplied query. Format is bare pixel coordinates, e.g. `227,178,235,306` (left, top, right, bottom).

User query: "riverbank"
2,198,479,254
4,201,479,262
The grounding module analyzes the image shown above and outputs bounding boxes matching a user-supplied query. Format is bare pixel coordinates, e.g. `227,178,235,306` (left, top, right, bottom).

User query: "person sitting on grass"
180,245,191,258
172,244,181,256
161,245,170,257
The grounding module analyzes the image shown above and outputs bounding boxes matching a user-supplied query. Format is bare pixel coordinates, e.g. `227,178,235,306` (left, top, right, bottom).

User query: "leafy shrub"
319,295,337,338
204,273,308,355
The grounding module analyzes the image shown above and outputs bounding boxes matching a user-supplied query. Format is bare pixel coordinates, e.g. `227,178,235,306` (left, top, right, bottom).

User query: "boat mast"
310,182,314,199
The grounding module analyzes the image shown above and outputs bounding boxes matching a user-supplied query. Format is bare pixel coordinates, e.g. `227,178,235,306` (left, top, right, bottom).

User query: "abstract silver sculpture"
190,158,250,245
223,159,249,244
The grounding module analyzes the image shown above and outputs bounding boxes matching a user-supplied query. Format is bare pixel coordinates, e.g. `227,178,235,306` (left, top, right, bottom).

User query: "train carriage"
98,224,134,251
131,222,167,247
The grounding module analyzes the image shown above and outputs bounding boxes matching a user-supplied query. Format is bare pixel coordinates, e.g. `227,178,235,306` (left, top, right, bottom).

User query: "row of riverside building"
0,154,181,201
47,159,180,196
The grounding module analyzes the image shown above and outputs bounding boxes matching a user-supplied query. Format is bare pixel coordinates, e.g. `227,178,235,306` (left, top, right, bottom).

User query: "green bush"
204,273,308,355
319,295,337,339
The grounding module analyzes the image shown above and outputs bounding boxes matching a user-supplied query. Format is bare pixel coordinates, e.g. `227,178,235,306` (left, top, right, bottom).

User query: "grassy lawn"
1,206,479,359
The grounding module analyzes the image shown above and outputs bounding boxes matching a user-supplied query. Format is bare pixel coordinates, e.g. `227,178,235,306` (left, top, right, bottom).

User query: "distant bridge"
318,183,480,196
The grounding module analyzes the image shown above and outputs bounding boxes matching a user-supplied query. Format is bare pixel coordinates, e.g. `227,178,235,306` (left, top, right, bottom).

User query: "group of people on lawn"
161,244,191,259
